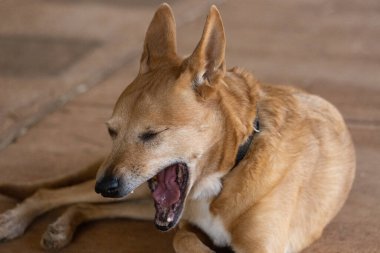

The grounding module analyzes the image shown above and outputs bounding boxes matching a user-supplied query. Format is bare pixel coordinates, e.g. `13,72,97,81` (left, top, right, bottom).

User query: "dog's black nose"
95,176,120,197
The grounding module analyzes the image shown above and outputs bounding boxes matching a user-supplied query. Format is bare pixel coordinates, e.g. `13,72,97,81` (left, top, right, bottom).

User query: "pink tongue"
152,165,180,208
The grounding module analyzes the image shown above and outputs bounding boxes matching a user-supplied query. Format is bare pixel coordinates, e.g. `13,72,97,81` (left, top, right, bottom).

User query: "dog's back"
205,80,355,252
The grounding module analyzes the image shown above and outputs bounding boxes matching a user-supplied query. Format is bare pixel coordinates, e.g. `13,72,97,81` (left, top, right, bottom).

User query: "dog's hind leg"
0,180,150,242
0,159,102,200
41,200,154,250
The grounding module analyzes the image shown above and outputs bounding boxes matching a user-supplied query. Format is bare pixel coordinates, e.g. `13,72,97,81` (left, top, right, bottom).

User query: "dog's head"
95,4,255,231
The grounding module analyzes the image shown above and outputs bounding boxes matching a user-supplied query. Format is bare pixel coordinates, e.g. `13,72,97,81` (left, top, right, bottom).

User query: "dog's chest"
184,199,231,247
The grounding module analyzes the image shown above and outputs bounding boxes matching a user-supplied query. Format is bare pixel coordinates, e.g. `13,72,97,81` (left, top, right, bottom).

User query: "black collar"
233,115,260,168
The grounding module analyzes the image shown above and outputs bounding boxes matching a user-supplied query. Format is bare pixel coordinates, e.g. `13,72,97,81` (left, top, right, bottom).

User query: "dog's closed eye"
139,131,159,141
139,128,168,142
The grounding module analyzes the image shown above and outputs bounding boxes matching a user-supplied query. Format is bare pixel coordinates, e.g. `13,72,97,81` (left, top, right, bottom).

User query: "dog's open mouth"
148,162,189,231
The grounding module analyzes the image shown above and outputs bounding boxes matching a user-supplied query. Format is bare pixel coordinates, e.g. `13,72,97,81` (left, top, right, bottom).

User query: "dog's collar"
233,115,260,168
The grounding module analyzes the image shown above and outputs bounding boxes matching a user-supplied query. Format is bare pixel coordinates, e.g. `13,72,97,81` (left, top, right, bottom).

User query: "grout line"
346,118,380,129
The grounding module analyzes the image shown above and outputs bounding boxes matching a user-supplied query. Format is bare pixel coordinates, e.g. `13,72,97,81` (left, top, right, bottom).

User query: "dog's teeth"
156,219,168,226
167,213,175,223
131,190,134,194
177,168,182,178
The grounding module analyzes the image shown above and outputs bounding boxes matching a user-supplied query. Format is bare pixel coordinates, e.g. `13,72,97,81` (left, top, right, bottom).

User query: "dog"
0,3,355,253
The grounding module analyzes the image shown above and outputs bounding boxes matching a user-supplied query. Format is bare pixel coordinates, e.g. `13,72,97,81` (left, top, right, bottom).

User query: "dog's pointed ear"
140,3,177,74
186,5,226,86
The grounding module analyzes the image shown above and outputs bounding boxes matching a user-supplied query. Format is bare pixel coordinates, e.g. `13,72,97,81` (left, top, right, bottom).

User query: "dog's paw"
0,209,29,242
41,222,73,250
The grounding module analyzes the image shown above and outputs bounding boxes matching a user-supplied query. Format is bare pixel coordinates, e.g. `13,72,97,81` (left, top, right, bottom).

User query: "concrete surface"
0,0,379,252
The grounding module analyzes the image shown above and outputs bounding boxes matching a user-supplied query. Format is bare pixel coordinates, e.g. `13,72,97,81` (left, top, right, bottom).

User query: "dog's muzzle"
95,170,147,198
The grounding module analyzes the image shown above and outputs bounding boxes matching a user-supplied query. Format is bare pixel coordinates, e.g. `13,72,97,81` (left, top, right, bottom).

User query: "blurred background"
0,0,379,252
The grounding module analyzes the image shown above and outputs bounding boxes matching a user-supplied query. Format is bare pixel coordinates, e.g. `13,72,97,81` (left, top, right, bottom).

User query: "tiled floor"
0,0,379,252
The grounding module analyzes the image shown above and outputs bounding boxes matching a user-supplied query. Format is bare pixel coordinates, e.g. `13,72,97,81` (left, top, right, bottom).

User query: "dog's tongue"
152,165,180,208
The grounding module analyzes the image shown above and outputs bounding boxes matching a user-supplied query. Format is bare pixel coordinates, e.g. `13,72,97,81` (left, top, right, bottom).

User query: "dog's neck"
189,68,262,200
200,68,261,177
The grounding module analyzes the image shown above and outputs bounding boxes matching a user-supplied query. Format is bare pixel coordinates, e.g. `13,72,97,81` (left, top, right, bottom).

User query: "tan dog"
0,4,355,253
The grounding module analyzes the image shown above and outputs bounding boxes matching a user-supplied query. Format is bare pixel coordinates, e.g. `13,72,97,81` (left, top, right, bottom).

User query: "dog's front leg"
230,199,292,253
41,200,154,250
173,221,215,253
0,180,106,242
0,180,149,242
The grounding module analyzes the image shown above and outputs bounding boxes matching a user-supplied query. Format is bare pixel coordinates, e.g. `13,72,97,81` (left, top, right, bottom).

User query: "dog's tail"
0,160,102,200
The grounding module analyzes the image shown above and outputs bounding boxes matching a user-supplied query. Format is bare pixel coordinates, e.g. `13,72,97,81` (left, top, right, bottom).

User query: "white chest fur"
184,199,231,247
